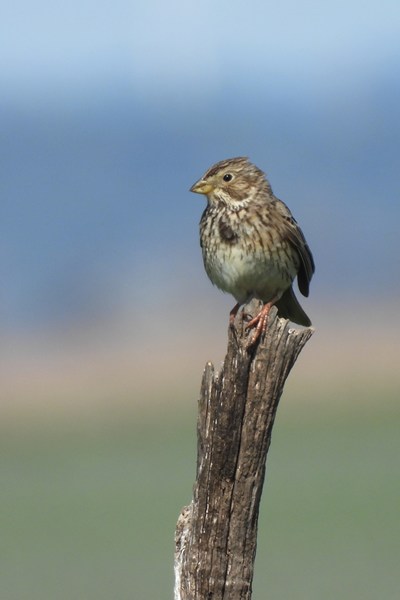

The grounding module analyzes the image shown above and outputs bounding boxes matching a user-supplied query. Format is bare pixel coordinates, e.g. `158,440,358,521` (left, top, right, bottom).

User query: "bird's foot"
245,301,275,349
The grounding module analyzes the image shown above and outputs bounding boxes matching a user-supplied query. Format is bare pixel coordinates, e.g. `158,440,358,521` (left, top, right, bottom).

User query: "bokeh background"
2,1,399,598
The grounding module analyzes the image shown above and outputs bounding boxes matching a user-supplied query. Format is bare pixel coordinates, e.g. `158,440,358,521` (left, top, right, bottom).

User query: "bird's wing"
274,199,315,297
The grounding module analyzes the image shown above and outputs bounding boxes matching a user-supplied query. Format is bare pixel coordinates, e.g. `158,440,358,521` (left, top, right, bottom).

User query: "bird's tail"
275,286,312,327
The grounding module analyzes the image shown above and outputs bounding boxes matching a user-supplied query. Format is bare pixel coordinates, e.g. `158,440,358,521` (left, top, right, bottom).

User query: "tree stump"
174,301,314,599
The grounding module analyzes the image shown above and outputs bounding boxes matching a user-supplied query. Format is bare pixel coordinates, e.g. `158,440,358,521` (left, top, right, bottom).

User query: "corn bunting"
190,157,315,345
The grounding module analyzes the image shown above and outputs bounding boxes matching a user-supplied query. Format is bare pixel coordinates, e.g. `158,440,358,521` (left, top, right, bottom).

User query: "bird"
190,157,315,346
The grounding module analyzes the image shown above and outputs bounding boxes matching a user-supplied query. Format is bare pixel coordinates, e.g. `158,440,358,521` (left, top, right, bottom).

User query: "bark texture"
175,301,314,599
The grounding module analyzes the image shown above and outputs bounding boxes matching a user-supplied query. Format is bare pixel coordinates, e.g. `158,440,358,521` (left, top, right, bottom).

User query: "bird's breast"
200,208,297,304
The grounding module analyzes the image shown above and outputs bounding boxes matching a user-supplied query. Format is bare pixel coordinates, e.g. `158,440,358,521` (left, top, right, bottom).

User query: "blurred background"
1,1,399,598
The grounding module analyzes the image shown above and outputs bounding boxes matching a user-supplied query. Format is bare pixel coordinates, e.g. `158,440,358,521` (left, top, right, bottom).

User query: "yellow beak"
190,179,214,195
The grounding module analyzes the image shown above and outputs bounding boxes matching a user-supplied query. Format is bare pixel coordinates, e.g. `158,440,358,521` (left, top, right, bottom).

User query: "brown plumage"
190,157,315,344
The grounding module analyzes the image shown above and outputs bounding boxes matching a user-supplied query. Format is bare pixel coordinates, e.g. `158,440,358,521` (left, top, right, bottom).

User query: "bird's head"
190,157,272,207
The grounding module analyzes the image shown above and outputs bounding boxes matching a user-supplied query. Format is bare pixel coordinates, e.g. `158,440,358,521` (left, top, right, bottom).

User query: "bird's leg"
229,302,241,327
245,299,277,348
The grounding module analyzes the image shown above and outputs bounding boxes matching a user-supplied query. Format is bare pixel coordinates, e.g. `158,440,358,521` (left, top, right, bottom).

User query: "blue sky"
1,1,400,330
2,0,400,102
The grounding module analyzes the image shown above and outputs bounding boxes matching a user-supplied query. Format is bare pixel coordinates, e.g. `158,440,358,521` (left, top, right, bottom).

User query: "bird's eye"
223,173,233,182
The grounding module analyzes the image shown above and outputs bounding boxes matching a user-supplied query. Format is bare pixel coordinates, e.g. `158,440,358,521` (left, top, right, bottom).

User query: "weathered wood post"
174,301,314,599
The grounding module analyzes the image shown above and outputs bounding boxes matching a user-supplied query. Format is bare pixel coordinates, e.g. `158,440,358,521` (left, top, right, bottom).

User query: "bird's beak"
190,179,213,195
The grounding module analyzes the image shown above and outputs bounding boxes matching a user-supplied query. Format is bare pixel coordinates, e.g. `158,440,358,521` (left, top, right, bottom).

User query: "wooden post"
174,301,314,599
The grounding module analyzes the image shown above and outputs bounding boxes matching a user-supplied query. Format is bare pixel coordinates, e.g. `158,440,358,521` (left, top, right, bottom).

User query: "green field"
2,395,399,599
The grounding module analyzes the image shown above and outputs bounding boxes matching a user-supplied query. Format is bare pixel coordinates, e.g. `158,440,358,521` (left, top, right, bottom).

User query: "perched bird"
190,157,315,345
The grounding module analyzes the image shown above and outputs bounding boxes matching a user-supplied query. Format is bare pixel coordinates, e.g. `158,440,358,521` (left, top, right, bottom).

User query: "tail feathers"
275,286,312,327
